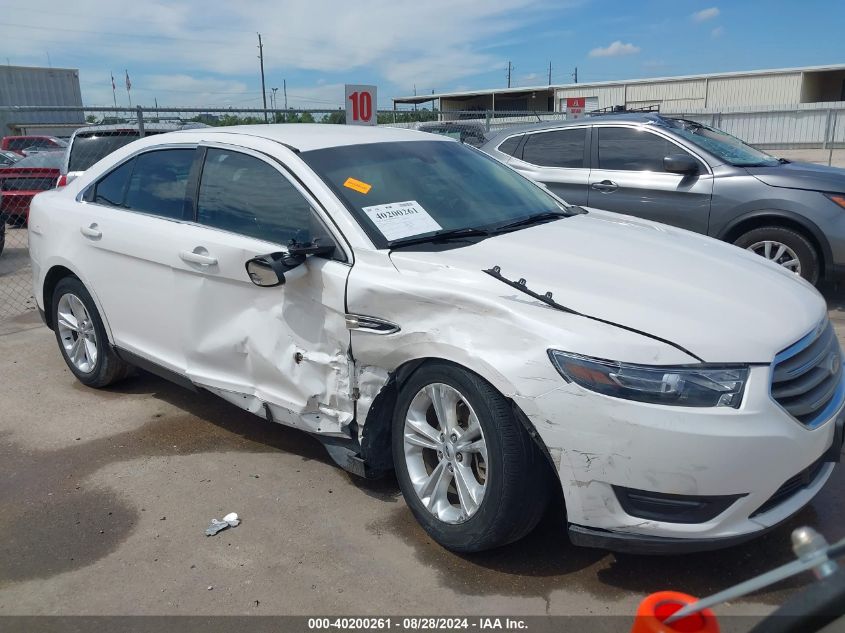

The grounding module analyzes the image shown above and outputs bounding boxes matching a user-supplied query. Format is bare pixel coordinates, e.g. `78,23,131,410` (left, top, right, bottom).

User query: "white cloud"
589,41,641,58
692,7,720,22
1,0,572,106
711,26,725,38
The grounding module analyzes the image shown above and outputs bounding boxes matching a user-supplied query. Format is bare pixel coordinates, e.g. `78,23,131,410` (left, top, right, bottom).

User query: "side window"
197,148,323,248
92,158,135,206
497,135,522,157
123,149,195,219
597,127,685,172
521,129,586,168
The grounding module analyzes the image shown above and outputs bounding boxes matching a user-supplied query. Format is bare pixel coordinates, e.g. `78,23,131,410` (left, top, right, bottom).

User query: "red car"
0,152,63,226
1,135,67,156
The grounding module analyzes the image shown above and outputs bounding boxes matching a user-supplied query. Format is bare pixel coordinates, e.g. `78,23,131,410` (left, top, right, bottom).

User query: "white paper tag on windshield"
362,200,442,241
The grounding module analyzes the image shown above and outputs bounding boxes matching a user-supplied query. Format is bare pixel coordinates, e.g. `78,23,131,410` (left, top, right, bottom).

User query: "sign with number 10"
345,84,377,126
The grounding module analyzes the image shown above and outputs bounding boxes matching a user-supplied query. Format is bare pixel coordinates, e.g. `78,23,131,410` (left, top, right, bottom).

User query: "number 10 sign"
345,84,377,126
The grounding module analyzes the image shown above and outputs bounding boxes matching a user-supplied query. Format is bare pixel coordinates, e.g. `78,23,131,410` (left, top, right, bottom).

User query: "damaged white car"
29,125,843,553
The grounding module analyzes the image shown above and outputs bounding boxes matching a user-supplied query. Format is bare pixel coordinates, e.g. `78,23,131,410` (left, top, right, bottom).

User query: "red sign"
566,97,586,120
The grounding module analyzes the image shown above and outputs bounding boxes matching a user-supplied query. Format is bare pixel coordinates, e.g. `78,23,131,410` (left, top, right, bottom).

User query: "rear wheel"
51,277,132,388
733,226,819,284
392,362,550,552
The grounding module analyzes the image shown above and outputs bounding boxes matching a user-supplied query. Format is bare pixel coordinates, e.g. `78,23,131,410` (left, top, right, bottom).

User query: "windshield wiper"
389,226,491,249
492,210,570,234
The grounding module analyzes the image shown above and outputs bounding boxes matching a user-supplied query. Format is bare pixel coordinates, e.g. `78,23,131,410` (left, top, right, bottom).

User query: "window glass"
522,129,586,168
197,149,319,246
300,140,564,248
497,135,522,157
93,159,135,207
69,132,142,172
660,118,776,167
123,149,194,219
597,127,684,171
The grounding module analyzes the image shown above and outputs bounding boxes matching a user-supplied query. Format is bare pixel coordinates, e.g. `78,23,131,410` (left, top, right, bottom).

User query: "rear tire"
392,362,551,552
733,226,819,284
51,277,132,388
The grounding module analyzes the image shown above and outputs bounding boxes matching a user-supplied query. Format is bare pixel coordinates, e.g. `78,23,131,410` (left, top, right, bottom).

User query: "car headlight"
548,350,749,408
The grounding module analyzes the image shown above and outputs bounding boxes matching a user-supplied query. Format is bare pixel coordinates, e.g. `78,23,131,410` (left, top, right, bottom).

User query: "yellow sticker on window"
343,177,372,194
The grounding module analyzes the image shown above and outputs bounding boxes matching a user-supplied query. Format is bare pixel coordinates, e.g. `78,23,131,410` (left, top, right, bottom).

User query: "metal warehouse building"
393,64,845,114
0,65,84,136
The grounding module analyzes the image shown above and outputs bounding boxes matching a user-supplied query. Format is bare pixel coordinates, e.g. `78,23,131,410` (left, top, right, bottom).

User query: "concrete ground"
0,294,843,619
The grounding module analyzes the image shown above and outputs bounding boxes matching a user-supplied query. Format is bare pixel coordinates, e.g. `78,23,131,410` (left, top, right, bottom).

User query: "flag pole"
125,69,132,108
111,73,117,109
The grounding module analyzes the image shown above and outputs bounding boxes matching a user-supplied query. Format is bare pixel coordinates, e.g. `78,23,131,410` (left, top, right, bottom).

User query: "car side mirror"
246,253,288,287
245,239,336,287
664,154,699,175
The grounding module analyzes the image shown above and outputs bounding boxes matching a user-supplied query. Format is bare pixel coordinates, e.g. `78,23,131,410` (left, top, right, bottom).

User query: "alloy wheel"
402,383,488,524
56,293,98,373
747,240,801,275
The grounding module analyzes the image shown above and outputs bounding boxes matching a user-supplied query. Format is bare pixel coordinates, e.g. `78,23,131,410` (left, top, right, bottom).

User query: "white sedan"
29,124,843,553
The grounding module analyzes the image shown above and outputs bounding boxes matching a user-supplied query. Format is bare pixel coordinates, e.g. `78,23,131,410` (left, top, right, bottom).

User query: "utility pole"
413,84,417,112
548,61,552,86
572,66,578,84
257,33,268,123
283,79,287,110
271,87,278,113
507,61,512,88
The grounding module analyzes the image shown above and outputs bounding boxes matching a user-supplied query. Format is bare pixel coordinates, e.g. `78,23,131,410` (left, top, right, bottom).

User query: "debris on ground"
204,512,241,536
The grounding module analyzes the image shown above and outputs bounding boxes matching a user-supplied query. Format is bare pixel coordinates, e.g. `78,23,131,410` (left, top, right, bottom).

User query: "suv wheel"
52,277,132,388
392,362,550,552
733,226,819,284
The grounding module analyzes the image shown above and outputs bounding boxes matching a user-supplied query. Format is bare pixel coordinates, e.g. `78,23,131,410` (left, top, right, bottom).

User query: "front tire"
51,277,132,388
733,226,819,284
392,362,550,552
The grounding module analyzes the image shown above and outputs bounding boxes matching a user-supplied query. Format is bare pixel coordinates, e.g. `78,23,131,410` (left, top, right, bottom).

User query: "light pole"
271,87,279,121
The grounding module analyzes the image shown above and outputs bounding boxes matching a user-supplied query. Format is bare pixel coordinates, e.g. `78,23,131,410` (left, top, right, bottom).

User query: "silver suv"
482,113,845,284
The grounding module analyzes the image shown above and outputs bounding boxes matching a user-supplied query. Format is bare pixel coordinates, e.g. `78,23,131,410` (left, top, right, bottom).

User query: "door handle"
591,180,618,193
80,223,102,239
179,249,218,266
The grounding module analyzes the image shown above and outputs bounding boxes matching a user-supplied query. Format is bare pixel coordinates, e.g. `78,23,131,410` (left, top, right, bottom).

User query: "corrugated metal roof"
393,63,845,103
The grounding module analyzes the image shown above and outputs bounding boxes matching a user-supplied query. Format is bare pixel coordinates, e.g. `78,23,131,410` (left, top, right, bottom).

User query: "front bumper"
524,364,843,550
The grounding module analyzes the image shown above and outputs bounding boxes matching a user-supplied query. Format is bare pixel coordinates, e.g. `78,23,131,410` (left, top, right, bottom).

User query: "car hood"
388,211,826,363
746,161,845,193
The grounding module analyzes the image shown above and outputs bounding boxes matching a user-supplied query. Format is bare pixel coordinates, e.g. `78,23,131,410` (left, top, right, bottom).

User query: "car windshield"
661,119,779,167
68,132,142,172
300,140,566,248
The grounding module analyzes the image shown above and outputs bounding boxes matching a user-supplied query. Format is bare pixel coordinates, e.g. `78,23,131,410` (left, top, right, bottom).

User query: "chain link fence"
1,103,844,322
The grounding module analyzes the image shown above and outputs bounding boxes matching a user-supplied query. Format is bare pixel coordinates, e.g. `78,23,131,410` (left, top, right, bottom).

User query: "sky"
2,0,843,111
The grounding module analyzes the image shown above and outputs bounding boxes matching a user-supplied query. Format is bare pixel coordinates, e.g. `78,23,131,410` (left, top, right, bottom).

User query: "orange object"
631,591,720,633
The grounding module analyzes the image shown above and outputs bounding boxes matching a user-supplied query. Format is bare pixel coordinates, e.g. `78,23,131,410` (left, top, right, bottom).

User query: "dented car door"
174,145,355,436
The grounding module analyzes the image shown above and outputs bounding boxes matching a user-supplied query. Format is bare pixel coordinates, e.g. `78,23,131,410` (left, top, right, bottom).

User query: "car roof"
166,123,452,152
73,121,209,136
482,112,669,148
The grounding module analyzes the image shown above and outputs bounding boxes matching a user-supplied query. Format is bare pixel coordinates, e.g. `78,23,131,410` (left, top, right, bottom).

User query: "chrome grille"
771,320,844,428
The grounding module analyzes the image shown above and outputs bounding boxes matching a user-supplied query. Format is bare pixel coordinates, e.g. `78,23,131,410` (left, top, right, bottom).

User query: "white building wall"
555,85,625,111
706,72,802,107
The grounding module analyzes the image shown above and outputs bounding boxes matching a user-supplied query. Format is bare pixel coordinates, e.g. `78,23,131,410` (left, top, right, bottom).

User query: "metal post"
829,112,837,167
485,110,491,133
137,106,145,138
823,109,833,150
